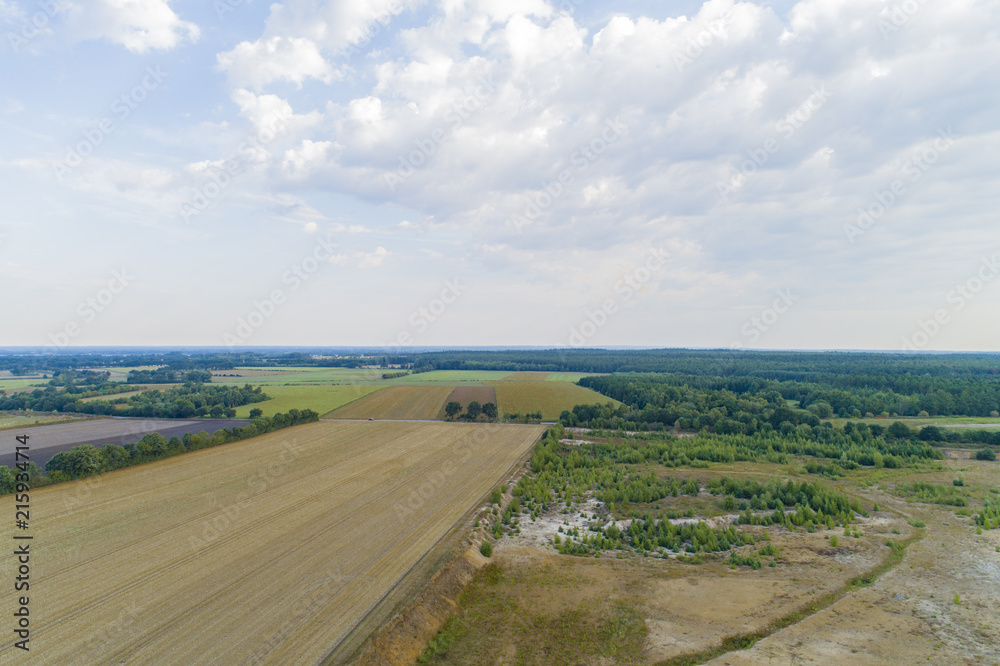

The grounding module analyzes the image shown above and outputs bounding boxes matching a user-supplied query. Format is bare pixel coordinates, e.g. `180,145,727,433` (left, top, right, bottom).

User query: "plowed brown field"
2,420,544,665
437,386,498,419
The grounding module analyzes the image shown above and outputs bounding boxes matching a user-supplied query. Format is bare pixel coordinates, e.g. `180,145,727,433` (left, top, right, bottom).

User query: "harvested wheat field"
326,386,454,420
0,420,544,665
491,381,620,421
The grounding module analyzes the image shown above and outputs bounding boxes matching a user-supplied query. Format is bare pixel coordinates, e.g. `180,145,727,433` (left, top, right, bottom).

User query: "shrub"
729,552,762,569
829,535,839,547
480,541,493,558
976,447,997,461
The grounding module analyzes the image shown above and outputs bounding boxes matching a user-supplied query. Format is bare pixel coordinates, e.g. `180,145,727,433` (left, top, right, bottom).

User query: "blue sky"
1,0,999,350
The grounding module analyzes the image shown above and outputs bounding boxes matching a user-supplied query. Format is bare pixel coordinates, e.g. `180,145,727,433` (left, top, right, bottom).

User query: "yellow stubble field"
1,420,544,665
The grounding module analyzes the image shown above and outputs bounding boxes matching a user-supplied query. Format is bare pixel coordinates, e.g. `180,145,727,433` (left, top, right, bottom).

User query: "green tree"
887,421,914,440
482,402,498,420
0,466,15,494
466,401,482,420
808,401,834,419
445,401,462,419
249,407,264,418
918,425,944,442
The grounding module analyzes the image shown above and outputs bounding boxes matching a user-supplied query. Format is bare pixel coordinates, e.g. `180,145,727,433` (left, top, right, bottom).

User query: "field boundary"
334,426,545,665
0,413,105,432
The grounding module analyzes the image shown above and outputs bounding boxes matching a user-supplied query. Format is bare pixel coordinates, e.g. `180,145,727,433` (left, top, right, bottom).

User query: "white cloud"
329,246,389,268
266,0,425,53
7,0,998,347
217,36,337,90
65,0,199,53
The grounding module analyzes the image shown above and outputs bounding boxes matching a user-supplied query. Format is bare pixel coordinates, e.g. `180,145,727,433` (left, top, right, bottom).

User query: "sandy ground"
708,490,1000,665
491,491,918,664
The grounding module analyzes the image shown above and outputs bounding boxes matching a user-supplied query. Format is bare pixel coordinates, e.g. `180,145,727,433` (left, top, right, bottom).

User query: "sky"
1,0,999,352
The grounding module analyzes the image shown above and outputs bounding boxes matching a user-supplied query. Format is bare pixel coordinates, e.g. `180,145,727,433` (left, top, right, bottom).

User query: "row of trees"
444,401,498,421
0,383,269,418
0,409,319,493
126,367,212,384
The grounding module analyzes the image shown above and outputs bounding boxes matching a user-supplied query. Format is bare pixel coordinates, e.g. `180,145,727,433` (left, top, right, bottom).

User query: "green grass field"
215,367,388,385
387,370,514,384
233,384,383,417
544,372,602,382
0,378,49,392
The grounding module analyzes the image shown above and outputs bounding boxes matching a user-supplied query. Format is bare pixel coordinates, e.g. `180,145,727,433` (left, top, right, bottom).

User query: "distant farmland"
492,382,620,421
6,421,544,664
233,384,382,417
327,386,454,420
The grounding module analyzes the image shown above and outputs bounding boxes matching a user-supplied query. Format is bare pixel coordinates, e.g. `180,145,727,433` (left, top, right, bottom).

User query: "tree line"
0,383,269,418
0,409,319,494
444,401,498,421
